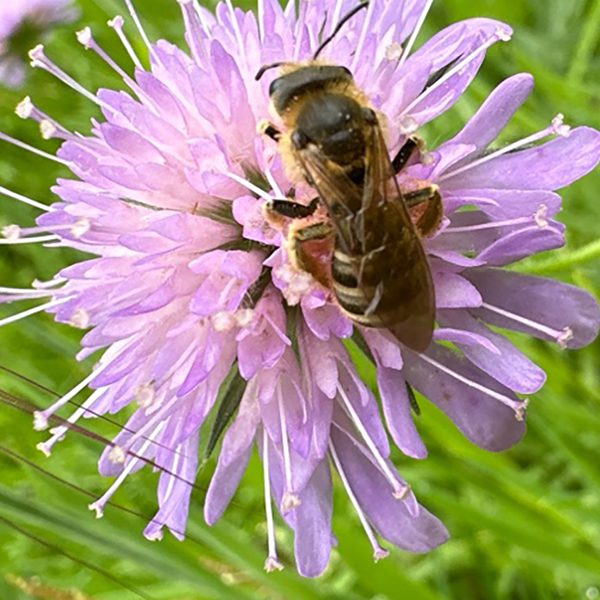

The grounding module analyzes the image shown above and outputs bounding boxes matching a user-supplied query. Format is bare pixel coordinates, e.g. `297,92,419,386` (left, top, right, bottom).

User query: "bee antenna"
255,61,287,81
313,1,369,60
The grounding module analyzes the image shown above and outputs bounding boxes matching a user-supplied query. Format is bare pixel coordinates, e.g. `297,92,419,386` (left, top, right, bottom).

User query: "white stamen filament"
33,338,133,429
0,235,59,245
257,0,266,42
29,46,114,113
262,433,283,572
396,0,435,71
439,116,570,183
0,130,70,166
192,0,211,35
0,296,70,329
178,1,210,65
226,172,275,202
278,382,300,512
88,422,165,518
480,302,573,348
108,16,143,68
417,353,528,419
224,0,246,66
77,27,140,93
402,28,511,117
351,0,375,72
16,98,72,141
264,169,284,200
37,388,106,455
329,442,389,561
123,0,155,56
443,207,549,234
118,394,181,454
12,218,90,239
337,383,408,498
0,286,53,297
330,0,345,33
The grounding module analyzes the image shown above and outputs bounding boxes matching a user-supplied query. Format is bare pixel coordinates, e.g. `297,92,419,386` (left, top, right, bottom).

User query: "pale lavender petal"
331,426,448,551
403,345,526,451
466,268,600,348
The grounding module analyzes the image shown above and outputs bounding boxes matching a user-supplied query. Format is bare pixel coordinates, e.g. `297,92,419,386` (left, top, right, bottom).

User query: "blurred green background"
1,0,600,598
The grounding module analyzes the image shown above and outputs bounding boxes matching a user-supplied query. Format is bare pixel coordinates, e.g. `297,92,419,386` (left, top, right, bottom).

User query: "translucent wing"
295,122,435,352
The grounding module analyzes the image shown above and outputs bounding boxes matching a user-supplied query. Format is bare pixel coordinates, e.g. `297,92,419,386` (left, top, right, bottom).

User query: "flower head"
1,0,599,577
0,0,77,88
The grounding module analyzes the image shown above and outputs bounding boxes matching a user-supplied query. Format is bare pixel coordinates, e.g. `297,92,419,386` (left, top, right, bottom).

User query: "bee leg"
265,196,320,220
404,186,443,237
257,119,282,142
392,135,421,174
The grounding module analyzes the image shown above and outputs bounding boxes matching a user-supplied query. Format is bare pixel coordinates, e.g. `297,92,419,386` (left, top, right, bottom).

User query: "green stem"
521,237,600,273
568,0,600,84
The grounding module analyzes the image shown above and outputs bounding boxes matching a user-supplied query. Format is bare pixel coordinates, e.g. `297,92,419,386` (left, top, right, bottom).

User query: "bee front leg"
392,135,421,174
404,186,443,238
257,119,282,142
265,197,320,219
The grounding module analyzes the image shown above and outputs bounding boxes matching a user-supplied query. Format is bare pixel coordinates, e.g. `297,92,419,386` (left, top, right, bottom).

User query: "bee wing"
293,145,362,256
366,124,436,351
295,125,436,352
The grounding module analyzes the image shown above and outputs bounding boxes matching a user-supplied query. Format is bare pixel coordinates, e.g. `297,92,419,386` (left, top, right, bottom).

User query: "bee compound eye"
361,107,377,125
291,129,310,150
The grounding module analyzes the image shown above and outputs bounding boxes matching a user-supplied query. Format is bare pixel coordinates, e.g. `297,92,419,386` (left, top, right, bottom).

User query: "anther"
264,557,284,572
557,327,573,349
33,411,49,431
135,383,155,408
76,27,93,49
374,547,390,561
514,398,529,422
552,114,571,137
281,492,301,513
398,116,418,135
534,204,549,228
69,308,90,329
108,445,127,463
15,97,33,119
40,120,57,139
2,225,21,241
385,42,403,61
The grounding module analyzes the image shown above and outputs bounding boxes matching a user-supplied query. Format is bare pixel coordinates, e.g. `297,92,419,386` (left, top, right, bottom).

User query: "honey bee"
256,2,442,352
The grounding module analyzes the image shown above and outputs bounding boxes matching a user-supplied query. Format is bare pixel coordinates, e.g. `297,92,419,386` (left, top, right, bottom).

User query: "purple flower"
0,0,77,88
1,0,599,577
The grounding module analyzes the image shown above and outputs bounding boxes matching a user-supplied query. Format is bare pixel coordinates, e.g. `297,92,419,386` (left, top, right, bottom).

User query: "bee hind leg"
404,186,443,238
